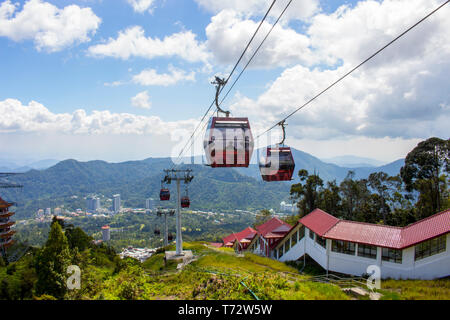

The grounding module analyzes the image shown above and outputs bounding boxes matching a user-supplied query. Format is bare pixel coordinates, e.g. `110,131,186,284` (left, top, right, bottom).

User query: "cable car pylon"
156,207,175,247
162,169,194,256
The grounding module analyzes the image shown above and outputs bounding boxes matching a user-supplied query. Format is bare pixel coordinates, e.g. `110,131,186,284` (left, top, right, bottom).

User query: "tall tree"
290,170,324,217
34,221,72,299
400,137,449,218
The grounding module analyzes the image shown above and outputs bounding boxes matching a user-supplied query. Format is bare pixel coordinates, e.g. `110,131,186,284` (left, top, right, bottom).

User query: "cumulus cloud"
228,0,450,142
0,98,200,162
132,65,196,86
88,26,210,64
131,91,152,109
0,0,101,52
127,0,156,13
205,9,317,68
0,98,196,136
195,0,320,22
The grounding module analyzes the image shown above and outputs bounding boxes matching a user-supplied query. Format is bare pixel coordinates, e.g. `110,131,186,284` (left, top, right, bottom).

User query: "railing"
297,273,367,289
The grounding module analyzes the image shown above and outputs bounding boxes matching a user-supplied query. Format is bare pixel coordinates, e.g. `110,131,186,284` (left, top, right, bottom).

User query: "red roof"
209,242,223,248
400,209,450,248
222,226,257,245
324,221,402,248
299,208,450,249
256,217,292,238
299,209,339,236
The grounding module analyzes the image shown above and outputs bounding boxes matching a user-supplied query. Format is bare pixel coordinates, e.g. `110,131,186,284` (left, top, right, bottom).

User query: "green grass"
380,278,450,300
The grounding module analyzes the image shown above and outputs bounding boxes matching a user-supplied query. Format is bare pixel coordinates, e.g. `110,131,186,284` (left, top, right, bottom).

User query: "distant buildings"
86,196,101,212
120,246,155,262
102,225,110,242
145,198,156,211
45,208,52,216
280,201,297,214
112,194,121,214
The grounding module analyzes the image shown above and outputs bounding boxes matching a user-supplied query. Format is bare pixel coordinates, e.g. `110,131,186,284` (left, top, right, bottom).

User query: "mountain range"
0,148,404,219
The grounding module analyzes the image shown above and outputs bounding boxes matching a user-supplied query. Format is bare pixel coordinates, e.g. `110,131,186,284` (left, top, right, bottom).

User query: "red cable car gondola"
160,179,170,201
181,196,190,208
203,77,254,167
259,121,295,182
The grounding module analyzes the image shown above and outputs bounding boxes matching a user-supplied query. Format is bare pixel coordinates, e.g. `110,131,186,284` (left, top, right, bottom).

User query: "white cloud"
205,9,316,68
132,65,196,86
127,0,156,13
88,26,210,64
0,0,101,52
227,0,450,143
131,91,152,109
195,0,320,22
0,98,201,162
0,98,197,136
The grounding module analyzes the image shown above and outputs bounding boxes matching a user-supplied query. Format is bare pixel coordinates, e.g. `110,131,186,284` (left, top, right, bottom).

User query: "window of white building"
414,235,447,261
357,244,377,259
382,248,402,264
332,240,356,255
316,235,326,248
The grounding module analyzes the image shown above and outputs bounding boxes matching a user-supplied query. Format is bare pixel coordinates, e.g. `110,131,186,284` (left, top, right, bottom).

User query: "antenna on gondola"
212,76,230,117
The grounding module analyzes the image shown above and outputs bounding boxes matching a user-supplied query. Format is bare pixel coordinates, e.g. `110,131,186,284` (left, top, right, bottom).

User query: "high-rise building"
101,225,110,242
86,196,101,212
112,194,121,214
145,198,156,211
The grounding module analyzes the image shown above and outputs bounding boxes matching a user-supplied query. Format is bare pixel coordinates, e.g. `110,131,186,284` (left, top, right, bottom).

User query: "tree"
65,226,92,252
400,137,449,218
367,172,399,223
339,171,371,220
290,170,324,217
34,221,72,299
319,180,341,215
254,209,272,228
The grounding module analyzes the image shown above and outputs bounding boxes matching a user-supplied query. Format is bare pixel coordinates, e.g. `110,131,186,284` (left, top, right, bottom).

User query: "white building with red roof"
246,217,292,258
221,227,257,252
273,208,450,280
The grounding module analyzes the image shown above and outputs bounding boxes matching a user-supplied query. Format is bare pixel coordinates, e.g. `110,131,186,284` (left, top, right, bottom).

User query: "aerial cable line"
255,0,450,141
170,0,278,168
217,0,294,110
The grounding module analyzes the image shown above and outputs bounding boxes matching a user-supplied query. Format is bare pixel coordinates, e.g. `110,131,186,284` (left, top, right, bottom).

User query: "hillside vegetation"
1,221,449,300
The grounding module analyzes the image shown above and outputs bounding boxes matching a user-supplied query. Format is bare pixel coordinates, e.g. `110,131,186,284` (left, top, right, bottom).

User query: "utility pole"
156,207,175,246
163,169,193,256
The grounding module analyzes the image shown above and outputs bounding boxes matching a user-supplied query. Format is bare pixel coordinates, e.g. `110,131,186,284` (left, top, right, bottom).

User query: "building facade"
86,196,101,212
102,225,111,242
272,209,450,280
0,197,16,257
112,194,121,214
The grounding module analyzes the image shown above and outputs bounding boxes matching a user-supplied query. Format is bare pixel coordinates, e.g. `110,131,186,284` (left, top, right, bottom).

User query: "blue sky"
0,0,449,163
